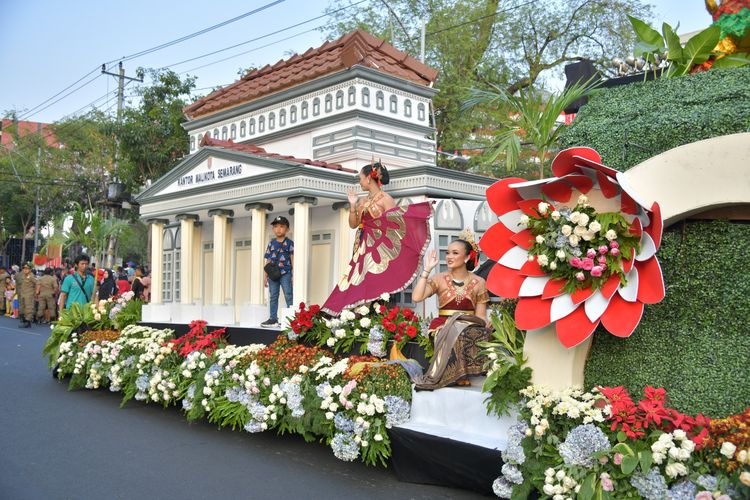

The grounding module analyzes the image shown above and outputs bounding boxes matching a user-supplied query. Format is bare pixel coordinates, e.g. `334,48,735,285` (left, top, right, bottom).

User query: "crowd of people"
0,255,150,328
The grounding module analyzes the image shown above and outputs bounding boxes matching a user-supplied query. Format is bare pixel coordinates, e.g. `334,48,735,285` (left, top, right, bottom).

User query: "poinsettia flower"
480,147,666,348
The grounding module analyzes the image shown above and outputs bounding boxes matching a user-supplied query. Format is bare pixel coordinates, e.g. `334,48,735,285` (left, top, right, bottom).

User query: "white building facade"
137,30,497,326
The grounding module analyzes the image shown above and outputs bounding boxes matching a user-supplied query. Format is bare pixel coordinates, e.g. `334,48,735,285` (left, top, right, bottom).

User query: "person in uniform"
36,268,59,324
16,262,38,328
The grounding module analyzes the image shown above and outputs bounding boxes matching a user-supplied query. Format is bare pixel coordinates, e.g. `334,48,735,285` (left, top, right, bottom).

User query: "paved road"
0,316,484,500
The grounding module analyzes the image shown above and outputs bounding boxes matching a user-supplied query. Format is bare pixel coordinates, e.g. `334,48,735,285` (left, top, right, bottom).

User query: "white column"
148,219,168,305
246,203,272,305
209,209,233,305
288,196,317,306
333,201,353,280
176,214,198,304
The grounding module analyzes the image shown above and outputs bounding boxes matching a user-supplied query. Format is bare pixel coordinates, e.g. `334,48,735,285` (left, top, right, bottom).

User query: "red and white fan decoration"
479,147,666,348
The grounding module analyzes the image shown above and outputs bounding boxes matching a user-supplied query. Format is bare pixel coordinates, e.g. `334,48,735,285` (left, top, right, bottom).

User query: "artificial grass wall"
559,66,750,170
584,220,750,418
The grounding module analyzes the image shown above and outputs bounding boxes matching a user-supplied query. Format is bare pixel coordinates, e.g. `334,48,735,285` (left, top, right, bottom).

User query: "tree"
322,0,652,166
464,80,597,179
117,69,197,191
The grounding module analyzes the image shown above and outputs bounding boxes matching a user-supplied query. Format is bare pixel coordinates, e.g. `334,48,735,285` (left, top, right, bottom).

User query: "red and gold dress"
413,273,491,390
322,197,433,315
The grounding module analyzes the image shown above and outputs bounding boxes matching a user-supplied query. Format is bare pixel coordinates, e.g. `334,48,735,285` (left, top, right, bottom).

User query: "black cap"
22,262,32,269
271,215,289,227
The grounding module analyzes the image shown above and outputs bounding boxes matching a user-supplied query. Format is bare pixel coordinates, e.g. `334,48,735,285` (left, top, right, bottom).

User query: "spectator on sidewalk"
36,268,59,324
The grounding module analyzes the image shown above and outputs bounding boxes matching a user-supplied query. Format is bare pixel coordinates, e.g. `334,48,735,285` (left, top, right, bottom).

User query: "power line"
18,73,104,121
17,66,102,120
415,0,537,39
103,0,287,66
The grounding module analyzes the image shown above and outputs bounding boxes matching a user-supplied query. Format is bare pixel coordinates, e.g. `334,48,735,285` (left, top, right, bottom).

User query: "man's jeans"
268,272,293,322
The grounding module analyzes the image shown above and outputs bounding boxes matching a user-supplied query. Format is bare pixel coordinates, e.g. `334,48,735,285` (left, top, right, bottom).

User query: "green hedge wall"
559,66,750,170
584,220,750,418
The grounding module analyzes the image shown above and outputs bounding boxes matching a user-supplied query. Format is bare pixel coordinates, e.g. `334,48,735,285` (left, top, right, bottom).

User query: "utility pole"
420,19,426,63
100,62,143,268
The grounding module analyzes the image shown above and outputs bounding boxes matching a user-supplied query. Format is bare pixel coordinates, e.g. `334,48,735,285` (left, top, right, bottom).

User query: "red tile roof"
184,30,438,119
200,135,356,173
1,119,59,150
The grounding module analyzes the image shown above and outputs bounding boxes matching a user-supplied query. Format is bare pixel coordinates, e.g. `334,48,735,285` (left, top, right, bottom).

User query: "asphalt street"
0,315,485,500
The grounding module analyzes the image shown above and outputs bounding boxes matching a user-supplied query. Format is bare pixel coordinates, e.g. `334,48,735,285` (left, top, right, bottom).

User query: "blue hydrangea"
630,468,668,500
696,475,718,491
280,380,305,418
225,386,243,403
668,480,697,500
334,412,355,433
182,399,193,411
331,432,359,461
315,381,332,399
186,383,196,399
134,373,149,400
501,421,528,465
247,400,266,422
492,477,513,498
501,463,523,485
206,363,222,377
121,355,135,367
384,396,410,428
367,326,386,358
244,420,263,433
558,424,611,468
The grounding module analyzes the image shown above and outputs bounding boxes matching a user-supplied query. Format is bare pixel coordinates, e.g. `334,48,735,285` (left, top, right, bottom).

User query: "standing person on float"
59,254,97,310
410,231,491,389
130,266,146,301
261,216,294,328
322,162,433,315
36,268,59,324
16,262,38,328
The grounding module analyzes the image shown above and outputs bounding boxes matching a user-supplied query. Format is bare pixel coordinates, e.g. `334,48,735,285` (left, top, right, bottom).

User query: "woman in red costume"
322,162,432,315
410,233,491,389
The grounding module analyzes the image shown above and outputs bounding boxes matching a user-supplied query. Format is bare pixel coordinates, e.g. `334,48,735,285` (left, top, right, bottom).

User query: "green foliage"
559,66,750,170
480,307,532,417
42,303,85,369
584,220,750,417
114,299,143,330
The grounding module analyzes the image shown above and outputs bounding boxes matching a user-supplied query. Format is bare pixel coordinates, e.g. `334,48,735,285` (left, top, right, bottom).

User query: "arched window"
348,86,356,106
268,112,275,130
290,105,297,123
335,90,344,109
389,95,398,113
162,228,174,303
248,118,256,135
230,124,237,139
325,94,333,113
279,109,286,127
213,128,219,139
221,126,228,140
239,121,246,137
404,99,412,117
301,101,309,119
190,136,196,151
362,87,370,107
173,227,181,303
418,103,426,121
313,97,320,116
376,91,384,110
258,116,265,133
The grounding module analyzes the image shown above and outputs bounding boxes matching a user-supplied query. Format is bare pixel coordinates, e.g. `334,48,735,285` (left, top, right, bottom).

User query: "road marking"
0,325,43,336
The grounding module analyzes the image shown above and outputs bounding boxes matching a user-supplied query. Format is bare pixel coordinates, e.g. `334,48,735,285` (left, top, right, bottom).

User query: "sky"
0,0,715,124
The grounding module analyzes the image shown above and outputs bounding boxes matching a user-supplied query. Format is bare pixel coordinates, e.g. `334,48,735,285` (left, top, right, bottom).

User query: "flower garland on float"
479,147,666,348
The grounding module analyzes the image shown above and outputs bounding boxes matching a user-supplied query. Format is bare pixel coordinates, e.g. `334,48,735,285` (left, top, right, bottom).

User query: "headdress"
458,229,480,267
368,158,383,186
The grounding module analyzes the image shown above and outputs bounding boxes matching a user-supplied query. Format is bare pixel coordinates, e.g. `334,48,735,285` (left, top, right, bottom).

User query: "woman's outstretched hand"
347,187,359,206
425,248,439,272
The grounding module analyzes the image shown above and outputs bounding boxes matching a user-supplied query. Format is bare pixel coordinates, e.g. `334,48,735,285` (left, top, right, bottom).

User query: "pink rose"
695,493,713,500
597,256,607,264
591,266,603,277
613,453,623,465
570,257,582,268
575,272,585,281
610,248,620,257
598,245,609,254
609,241,619,249
600,473,614,492
587,248,597,259
582,258,594,271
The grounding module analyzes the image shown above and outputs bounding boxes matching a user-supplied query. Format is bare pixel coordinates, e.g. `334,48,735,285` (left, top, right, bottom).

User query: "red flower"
402,308,414,321
638,399,668,428
644,386,666,403
385,322,397,333
406,325,418,338
309,304,321,315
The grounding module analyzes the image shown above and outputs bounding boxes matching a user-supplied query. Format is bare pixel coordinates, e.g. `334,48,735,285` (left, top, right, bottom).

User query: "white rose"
568,234,580,247
570,212,581,224
538,202,549,215
359,318,371,328
665,462,687,478
543,484,555,496
537,254,549,267
555,249,566,260
374,433,383,442
561,225,572,236
326,338,336,347
535,235,545,244
668,447,680,460
353,328,361,336
361,441,369,448
720,441,737,458
578,213,589,226
605,229,617,241
573,225,586,237
519,214,530,227
325,411,334,420
740,471,750,487
549,261,557,270
555,469,566,480
680,439,695,453
582,230,595,241
357,305,370,316
588,221,601,233
737,449,748,464
550,210,561,221
677,448,690,461
577,194,589,206
334,329,346,338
